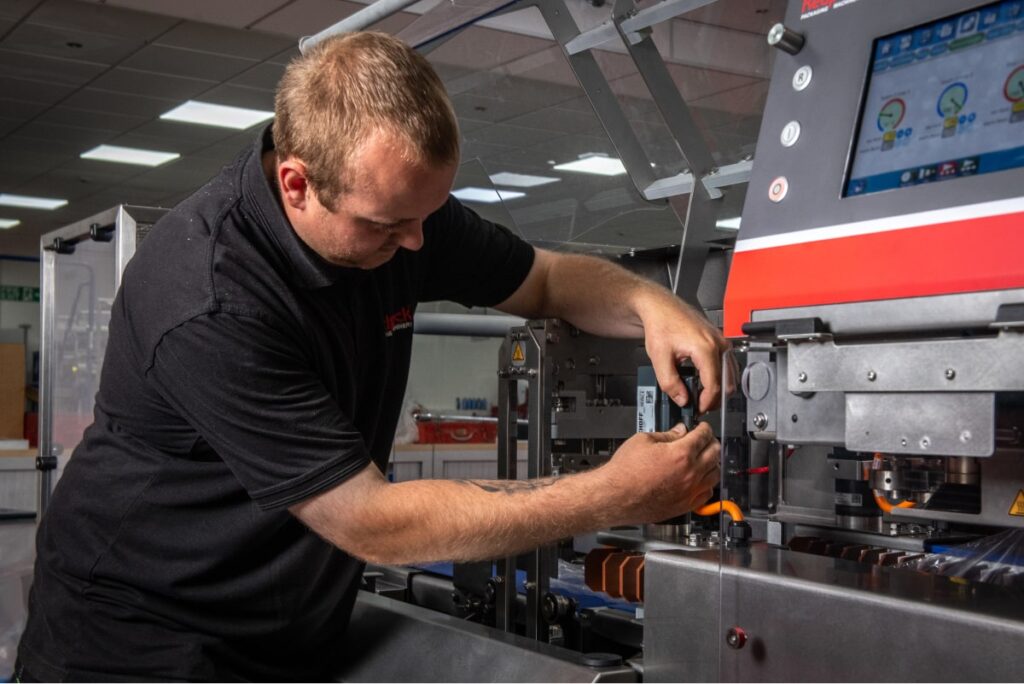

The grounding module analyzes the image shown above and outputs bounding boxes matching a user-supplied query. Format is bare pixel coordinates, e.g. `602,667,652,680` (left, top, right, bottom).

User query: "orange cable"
694,500,744,522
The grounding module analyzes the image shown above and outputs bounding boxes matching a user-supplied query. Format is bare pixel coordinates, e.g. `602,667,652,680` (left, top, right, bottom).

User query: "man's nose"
397,221,424,251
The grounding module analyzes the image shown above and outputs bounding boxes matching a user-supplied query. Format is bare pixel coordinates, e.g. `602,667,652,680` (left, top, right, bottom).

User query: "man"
17,32,729,680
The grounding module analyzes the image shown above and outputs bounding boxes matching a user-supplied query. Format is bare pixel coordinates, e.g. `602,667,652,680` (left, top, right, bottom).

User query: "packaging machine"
352,0,1024,681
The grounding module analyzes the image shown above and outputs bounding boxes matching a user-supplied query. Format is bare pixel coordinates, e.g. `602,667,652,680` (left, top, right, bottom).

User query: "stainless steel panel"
334,591,637,683
646,544,1024,682
846,392,995,457
788,334,1024,392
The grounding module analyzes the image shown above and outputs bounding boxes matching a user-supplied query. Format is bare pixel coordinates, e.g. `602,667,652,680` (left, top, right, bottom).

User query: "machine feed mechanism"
643,0,1024,681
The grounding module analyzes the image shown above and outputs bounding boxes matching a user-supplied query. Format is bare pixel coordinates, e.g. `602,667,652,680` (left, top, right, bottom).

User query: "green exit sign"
0,285,40,302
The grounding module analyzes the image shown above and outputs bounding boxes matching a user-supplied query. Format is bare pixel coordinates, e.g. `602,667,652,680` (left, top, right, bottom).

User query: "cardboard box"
0,344,25,439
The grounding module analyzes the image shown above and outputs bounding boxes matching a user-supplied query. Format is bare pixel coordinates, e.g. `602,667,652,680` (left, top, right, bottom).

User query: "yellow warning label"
1010,490,1024,517
511,341,526,366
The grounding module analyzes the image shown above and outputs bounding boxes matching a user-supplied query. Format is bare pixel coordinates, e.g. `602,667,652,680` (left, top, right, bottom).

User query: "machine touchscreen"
845,0,1024,197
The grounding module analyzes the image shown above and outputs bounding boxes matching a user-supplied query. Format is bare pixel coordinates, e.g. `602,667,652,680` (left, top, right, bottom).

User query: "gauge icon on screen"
877,97,906,132
937,82,968,117
1005,66,1024,102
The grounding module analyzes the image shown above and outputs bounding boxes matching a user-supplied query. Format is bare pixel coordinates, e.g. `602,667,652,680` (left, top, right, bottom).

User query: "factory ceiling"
0,0,784,258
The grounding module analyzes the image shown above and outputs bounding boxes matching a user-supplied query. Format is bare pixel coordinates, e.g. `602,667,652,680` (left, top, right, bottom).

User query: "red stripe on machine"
723,211,1024,338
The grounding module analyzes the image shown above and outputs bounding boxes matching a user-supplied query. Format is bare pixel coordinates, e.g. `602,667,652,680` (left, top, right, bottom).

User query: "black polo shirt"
18,126,534,681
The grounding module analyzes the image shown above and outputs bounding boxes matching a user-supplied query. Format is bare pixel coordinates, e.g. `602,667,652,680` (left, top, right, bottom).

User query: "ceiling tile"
0,76,76,106
119,44,256,81
29,0,179,38
103,0,293,30
0,48,106,87
13,121,116,148
108,131,210,156
0,0,42,22
88,67,216,100
61,88,178,119
0,116,21,137
3,23,148,65
251,0,360,39
130,119,238,146
196,84,275,111
228,62,285,91
36,105,149,133
0,98,49,121
156,21,293,60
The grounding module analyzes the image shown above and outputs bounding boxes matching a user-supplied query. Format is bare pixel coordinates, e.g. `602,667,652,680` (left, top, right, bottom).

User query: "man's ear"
278,159,310,211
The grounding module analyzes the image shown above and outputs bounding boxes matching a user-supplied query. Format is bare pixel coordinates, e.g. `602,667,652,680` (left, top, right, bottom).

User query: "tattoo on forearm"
456,479,558,495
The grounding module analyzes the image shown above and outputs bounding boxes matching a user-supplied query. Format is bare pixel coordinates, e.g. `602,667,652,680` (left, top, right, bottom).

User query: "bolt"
900,438,908,447
867,370,877,382
753,412,768,430
791,414,799,423
945,368,956,380
798,372,808,383
588,355,600,366
726,627,747,650
959,430,972,443
523,581,537,591
920,436,931,450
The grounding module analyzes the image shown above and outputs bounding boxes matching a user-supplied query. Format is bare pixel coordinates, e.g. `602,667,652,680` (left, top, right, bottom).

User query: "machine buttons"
781,120,801,147
768,23,805,55
726,626,748,650
792,65,813,91
768,176,789,203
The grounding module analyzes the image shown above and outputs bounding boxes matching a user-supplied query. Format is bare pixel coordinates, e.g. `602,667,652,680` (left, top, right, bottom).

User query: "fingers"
649,348,689,408
676,421,716,454
724,349,740,398
692,345,722,414
645,422,689,443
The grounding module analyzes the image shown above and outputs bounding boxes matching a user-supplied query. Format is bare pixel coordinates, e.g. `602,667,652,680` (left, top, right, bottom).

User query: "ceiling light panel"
0,219,20,229
716,217,742,230
488,172,560,188
452,187,526,204
553,155,627,176
0,194,68,210
81,145,181,167
160,100,274,130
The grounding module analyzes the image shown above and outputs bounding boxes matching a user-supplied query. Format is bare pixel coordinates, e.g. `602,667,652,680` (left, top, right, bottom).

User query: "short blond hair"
274,32,460,211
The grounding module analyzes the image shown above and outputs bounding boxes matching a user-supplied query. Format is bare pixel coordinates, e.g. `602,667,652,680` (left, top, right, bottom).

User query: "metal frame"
301,0,747,304
37,205,166,517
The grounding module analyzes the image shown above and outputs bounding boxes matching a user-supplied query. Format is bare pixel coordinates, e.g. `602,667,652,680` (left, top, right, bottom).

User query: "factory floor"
0,521,34,681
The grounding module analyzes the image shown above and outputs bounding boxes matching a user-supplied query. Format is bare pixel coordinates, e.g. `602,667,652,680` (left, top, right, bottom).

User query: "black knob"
767,23,805,55
726,626,747,649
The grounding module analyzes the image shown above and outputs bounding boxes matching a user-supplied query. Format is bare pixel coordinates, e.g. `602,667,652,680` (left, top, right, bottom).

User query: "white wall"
406,334,504,413
0,259,41,382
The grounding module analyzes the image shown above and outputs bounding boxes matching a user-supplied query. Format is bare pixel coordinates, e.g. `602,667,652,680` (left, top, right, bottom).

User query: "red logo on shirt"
384,306,414,337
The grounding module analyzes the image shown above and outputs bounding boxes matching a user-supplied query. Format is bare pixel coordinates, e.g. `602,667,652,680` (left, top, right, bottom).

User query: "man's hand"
496,249,735,414
637,295,734,414
603,422,721,524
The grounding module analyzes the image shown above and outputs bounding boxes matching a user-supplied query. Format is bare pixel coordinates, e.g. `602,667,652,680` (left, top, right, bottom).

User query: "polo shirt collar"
240,125,357,289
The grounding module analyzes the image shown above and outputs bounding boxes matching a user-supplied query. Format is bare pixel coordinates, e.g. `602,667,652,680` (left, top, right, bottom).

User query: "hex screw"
798,372,807,383
867,370,877,382
945,369,956,380
753,413,768,430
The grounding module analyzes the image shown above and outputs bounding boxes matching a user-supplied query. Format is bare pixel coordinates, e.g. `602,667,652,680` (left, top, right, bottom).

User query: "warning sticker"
1010,490,1024,517
637,386,656,433
511,341,526,366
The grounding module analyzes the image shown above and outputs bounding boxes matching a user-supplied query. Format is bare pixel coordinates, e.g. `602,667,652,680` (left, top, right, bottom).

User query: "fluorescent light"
452,187,526,204
81,144,180,167
0,194,67,210
0,219,20,229
716,217,742,230
488,172,560,188
553,154,626,176
160,100,274,130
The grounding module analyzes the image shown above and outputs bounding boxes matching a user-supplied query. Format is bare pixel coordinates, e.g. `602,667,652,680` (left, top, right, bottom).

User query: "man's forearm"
531,252,686,339
297,465,628,565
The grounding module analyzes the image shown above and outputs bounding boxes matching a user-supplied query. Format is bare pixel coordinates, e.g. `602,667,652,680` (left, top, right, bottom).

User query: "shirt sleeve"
417,196,535,308
147,311,371,511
